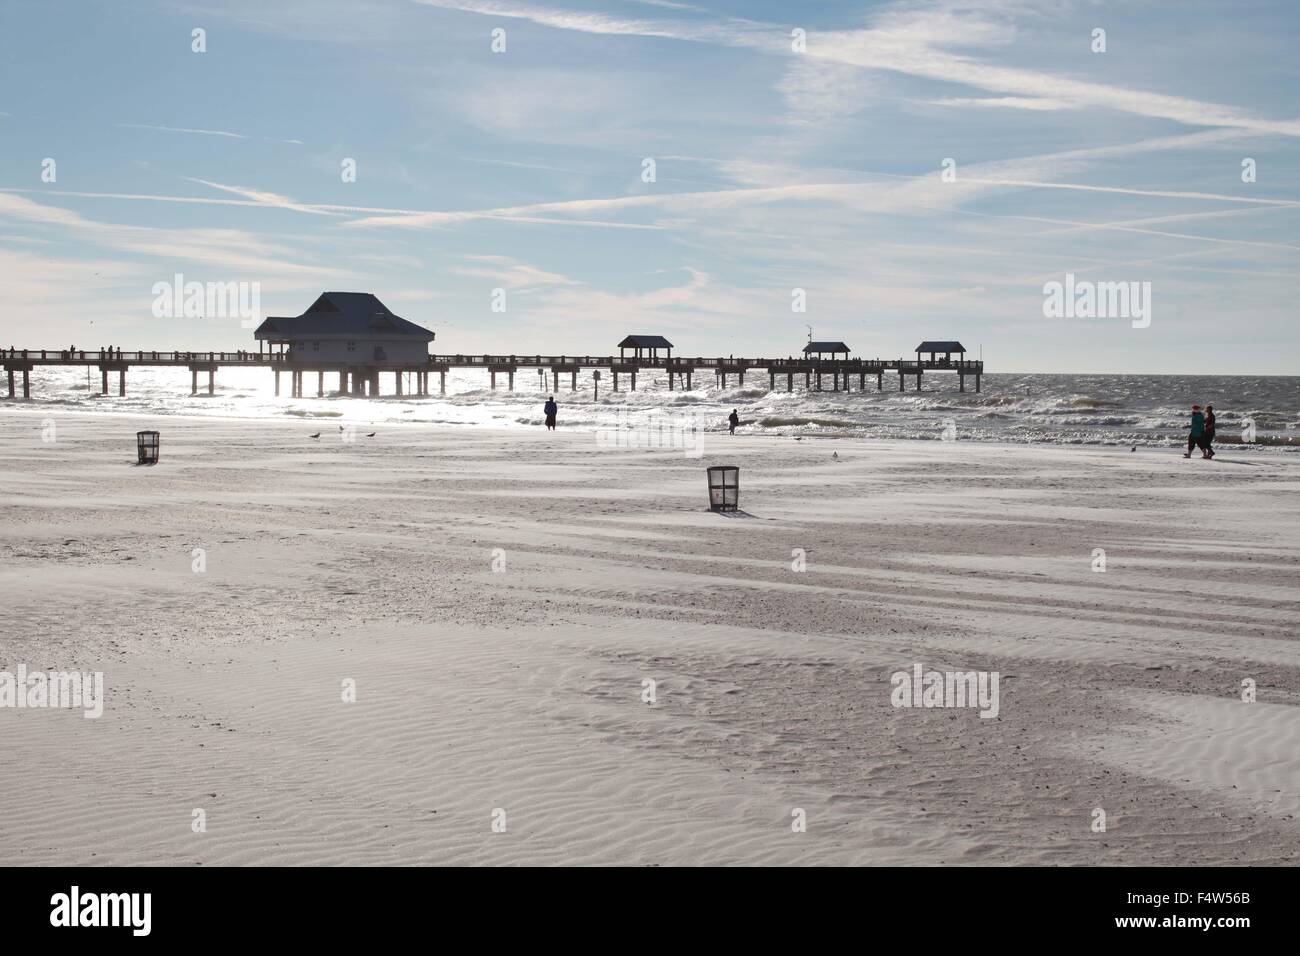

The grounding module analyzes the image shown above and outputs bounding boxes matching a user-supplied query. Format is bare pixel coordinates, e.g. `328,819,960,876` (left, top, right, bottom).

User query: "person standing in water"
1201,405,1216,459
728,409,739,435
1184,404,1205,458
543,396,558,431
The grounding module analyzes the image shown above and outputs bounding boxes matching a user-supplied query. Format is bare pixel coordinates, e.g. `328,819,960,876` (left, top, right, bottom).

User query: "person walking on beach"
728,409,739,435
543,396,558,431
1184,404,1206,458
1202,405,1216,459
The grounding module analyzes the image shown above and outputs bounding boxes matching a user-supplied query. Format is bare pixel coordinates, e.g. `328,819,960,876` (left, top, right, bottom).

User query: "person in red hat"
1184,404,1206,458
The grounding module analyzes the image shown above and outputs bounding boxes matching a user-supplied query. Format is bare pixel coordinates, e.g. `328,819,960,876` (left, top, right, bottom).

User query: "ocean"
12,366,1298,451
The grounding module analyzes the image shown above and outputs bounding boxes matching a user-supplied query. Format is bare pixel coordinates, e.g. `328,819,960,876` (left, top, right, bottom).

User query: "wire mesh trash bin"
137,430,160,464
706,465,739,511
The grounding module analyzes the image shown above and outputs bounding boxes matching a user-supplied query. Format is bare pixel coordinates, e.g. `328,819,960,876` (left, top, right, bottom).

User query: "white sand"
1,410,1297,865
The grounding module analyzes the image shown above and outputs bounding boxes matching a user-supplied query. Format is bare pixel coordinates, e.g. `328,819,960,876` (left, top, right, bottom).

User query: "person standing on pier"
1184,404,1205,458
728,409,739,435
544,396,558,431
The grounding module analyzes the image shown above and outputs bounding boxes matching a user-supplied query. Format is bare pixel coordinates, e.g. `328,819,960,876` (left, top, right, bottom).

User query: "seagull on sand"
365,432,376,437
308,432,320,439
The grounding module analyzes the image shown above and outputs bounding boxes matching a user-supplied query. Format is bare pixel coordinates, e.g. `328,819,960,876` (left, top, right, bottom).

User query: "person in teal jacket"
1184,404,1205,458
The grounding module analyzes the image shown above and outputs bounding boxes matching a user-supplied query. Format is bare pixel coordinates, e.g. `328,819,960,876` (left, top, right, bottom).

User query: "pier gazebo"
803,340,851,360
619,335,673,361
253,291,436,397
915,340,966,364
255,292,434,364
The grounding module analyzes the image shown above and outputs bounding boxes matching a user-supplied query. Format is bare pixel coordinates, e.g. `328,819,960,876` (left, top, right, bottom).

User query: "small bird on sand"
832,451,839,460
338,425,345,432
365,432,376,437
308,432,320,439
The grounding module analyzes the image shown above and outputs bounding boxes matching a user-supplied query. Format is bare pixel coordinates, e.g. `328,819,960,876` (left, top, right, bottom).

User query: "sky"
0,0,1297,373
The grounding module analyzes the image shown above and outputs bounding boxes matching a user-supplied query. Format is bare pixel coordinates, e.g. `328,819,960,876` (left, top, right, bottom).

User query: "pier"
3,295,983,400
0,348,983,399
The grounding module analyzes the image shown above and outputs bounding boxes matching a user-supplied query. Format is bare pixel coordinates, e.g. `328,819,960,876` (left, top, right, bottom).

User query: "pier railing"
427,354,983,371
1,349,283,364
2,348,982,373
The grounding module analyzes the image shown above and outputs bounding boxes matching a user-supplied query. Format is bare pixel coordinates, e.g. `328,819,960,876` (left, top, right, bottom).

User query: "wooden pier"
1,348,983,399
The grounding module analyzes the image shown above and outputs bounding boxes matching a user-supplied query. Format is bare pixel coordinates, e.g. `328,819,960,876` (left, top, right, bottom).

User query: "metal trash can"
137,430,160,464
706,465,739,511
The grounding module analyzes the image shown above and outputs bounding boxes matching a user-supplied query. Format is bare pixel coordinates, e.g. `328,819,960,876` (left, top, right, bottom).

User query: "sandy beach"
1,410,1297,866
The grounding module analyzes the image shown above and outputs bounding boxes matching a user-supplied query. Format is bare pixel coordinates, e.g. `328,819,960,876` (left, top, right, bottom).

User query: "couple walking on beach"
1185,404,1216,459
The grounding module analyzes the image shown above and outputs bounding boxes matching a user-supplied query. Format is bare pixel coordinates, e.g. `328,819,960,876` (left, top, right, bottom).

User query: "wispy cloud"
623,0,709,11
449,254,582,288
187,178,342,216
410,0,1300,135
0,185,672,229
956,178,1300,209
340,127,1300,232
116,123,248,139
116,123,302,144
0,192,340,278
927,96,1073,111
944,205,1300,253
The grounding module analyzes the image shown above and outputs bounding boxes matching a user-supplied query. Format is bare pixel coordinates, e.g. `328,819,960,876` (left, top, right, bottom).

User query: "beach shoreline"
6,368,1297,452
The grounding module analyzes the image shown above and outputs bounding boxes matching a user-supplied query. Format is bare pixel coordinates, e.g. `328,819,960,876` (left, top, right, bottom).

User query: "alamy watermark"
151,273,260,328
0,664,103,718
890,662,1000,718
1043,273,1151,329
596,407,705,456
50,886,150,936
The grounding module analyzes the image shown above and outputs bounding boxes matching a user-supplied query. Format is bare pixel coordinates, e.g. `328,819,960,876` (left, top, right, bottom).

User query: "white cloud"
116,123,247,139
449,254,582,288
927,96,1072,111
116,123,303,145
187,179,341,216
